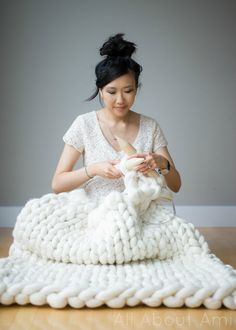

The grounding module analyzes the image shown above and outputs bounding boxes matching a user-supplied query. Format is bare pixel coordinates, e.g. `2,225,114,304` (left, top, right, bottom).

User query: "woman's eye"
107,90,133,95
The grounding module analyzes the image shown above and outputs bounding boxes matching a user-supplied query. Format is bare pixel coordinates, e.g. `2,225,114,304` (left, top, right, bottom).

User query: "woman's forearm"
52,167,93,193
52,160,181,194
163,165,181,193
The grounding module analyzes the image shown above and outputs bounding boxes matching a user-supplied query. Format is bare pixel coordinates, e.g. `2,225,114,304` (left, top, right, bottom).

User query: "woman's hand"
88,159,124,179
127,152,167,175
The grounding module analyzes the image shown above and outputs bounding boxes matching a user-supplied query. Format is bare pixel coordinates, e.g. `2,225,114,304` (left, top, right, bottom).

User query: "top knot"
99,33,137,58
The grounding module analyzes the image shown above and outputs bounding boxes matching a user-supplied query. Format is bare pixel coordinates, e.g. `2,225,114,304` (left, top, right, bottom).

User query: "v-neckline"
94,110,142,153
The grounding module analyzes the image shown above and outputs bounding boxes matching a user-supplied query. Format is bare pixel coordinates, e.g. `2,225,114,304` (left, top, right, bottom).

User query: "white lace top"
62,110,168,200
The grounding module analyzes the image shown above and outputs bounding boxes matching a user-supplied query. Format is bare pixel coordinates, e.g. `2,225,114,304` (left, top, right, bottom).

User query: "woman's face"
99,72,137,117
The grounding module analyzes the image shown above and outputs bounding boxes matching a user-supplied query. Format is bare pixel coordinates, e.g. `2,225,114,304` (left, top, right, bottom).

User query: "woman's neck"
99,108,133,125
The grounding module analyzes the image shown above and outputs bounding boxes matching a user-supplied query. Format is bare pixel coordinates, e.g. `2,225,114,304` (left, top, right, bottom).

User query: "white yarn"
0,157,236,309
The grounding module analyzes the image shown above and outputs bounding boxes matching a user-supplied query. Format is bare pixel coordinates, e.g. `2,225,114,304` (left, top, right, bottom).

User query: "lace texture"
62,110,168,200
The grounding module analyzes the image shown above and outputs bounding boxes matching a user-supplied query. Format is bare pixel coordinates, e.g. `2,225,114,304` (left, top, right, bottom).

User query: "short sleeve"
152,120,168,152
62,116,84,153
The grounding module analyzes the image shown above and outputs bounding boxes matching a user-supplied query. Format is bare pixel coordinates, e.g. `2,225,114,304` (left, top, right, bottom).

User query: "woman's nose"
116,93,125,103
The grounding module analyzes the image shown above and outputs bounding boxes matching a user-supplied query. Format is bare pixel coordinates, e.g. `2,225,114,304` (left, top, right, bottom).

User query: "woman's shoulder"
140,113,160,128
73,110,95,121
68,110,95,128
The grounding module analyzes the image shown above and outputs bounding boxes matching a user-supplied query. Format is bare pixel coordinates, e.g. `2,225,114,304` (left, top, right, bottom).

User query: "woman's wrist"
153,154,168,169
84,165,94,179
86,164,96,178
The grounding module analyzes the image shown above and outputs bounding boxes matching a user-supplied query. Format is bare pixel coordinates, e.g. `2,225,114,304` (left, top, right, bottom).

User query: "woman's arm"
161,163,181,193
51,144,123,193
153,146,181,193
51,144,91,193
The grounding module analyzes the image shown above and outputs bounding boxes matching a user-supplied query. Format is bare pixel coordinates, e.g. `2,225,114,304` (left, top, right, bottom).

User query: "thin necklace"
96,111,132,141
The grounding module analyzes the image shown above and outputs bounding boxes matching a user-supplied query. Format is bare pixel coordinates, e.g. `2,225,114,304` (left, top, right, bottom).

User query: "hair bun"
100,33,136,58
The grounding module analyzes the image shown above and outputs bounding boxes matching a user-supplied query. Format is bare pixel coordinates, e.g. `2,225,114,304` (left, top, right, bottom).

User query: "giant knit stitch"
0,158,236,309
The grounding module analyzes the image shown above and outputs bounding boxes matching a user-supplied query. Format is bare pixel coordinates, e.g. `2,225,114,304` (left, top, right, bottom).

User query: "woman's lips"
115,106,126,110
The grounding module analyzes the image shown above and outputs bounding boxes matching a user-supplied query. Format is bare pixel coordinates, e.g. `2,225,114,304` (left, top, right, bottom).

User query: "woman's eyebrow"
107,85,134,89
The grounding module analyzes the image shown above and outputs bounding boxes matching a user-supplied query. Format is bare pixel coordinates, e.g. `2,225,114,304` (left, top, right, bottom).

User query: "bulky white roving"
0,157,236,309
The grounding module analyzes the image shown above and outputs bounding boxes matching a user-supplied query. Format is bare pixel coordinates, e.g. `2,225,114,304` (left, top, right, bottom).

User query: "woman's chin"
115,107,126,111
113,107,130,116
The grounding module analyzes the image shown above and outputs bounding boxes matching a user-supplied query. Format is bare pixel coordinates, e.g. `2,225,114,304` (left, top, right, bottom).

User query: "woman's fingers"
135,157,154,171
127,153,149,159
135,164,151,172
110,159,120,164
109,161,123,177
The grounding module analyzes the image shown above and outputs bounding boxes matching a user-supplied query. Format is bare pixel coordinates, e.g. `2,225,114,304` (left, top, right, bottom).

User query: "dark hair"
85,33,143,102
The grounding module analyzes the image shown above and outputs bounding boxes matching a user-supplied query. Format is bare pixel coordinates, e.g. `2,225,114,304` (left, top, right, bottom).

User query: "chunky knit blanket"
0,162,236,309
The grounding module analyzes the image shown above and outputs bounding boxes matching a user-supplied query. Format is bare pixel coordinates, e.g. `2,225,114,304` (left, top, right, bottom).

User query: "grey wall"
1,0,236,206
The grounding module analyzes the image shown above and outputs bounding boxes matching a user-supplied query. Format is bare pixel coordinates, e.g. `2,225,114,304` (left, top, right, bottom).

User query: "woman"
51,33,181,199
6,35,234,311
